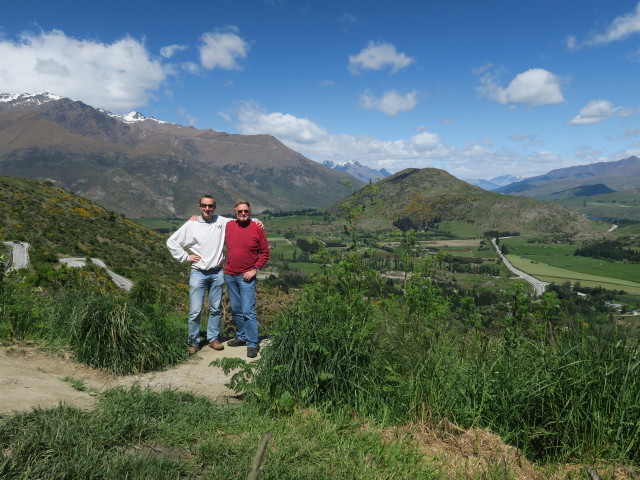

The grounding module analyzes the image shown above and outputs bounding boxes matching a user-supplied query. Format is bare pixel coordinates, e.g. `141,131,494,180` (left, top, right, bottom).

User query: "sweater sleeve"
166,223,193,263
255,228,270,270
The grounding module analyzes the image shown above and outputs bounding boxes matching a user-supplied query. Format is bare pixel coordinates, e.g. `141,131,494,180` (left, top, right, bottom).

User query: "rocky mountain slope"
0,93,359,217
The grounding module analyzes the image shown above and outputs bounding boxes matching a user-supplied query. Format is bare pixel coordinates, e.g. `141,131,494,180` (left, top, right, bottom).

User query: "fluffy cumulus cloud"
477,68,565,106
570,2,640,49
348,41,415,74
199,28,250,71
569,99,637,125
360,89,419,115
0,29,169,111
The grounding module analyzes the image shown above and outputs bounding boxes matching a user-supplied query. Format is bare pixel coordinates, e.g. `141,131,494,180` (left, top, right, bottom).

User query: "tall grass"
1,267,186,374
247,252,640,464
45,285,186,374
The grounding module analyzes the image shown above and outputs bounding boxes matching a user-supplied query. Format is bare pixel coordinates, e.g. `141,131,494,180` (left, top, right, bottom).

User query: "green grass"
507,254,640,294
436,220,484,237
60,376,99,393
0,388,440,480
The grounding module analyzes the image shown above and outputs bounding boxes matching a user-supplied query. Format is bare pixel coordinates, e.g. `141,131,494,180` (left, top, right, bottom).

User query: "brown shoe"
209,339,224,350
188,345,199,355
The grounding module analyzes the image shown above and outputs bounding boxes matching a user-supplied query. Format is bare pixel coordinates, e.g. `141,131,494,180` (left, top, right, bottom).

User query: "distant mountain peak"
323,159,391,183
0,92,64,106
98,108,166,124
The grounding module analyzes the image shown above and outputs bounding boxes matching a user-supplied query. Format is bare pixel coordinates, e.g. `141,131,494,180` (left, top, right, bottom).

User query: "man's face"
199,198,216,220
234,203,251,223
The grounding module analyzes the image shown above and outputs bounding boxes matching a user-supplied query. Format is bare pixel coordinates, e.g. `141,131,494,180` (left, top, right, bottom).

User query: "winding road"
2,241,30,271
59,258,133,292
3,242,133,291
492,238,549,297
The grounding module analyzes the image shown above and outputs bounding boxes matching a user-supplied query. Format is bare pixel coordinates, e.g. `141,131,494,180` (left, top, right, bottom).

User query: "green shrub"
243,250,640,464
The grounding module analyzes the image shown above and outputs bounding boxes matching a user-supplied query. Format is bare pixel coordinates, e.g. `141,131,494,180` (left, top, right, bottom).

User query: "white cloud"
199,28,250,71
0,29,169,111
569,99,637,125
477,68,565,106
229,101,594,180
586,2,640,46
360,89,419,115
348,41,415,74
160,44,188,58
233,101,450,172
567,2,640,49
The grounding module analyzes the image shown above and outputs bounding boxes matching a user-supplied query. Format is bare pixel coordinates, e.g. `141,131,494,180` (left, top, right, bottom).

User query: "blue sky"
2,0,639,181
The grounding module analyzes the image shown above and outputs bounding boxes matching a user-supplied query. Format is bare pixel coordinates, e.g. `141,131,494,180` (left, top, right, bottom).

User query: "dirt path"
0,342,254,416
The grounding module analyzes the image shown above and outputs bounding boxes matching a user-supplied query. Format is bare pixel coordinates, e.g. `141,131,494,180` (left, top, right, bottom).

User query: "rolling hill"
342,168,603,238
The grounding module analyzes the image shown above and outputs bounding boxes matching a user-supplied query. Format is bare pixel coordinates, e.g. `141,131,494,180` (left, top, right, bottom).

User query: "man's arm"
166,223,197,263
241,228,270,281
188,214,265,229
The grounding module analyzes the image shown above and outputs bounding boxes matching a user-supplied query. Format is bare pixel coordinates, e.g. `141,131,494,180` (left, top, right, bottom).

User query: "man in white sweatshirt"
166,195,232,355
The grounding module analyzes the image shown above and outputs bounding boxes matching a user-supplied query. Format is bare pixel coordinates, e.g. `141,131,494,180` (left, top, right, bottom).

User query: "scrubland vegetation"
1,178,639,478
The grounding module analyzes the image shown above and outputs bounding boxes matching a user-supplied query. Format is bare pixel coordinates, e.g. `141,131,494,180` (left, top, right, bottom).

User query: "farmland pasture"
502,237,640,294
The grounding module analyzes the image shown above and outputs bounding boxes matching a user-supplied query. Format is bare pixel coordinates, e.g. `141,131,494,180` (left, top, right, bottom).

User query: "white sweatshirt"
166,215,232,270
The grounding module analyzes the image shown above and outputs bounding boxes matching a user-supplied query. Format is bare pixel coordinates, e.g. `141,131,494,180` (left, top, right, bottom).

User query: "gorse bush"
243,249,640,464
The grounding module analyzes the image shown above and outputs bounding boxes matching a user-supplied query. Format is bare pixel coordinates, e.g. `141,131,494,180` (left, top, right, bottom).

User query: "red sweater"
224,220,269,275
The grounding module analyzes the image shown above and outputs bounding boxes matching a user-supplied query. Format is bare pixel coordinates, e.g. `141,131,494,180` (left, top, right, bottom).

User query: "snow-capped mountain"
465,174,526,191
0,92,358,217
0,92,64,106
323,160,391,183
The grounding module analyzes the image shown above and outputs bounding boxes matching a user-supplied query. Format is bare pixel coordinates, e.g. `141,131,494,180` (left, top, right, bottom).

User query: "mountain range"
496,156,640,199
464,174,525,191
0,93,361,218
322,160,391,183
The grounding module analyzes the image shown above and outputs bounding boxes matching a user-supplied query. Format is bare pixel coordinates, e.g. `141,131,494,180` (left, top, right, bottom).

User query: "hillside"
0,93,360,218
0,176,184,286
344,168,602,238
554,187,640,223
497,156,640,200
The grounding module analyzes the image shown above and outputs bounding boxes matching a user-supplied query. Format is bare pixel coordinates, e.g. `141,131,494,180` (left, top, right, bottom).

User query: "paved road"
2,241,31,271
3,243,133,292
59,258,134,291
492,238,549,297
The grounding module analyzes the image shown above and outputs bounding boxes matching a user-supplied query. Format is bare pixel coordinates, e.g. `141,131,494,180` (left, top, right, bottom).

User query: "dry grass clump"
373,420,640,480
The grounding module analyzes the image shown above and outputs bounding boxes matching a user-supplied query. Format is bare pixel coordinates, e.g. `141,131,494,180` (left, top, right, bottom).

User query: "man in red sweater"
224,201,270,358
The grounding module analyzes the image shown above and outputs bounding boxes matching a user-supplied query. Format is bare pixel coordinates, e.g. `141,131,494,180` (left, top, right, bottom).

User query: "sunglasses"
236,209,250,214
199,203,215,209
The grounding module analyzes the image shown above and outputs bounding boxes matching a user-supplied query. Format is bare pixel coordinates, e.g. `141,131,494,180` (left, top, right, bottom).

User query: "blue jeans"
225,274,258,348
188,268,224,346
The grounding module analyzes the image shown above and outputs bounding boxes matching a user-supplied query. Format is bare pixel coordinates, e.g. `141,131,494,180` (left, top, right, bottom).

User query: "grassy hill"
338,168,605,239
0,176,185,287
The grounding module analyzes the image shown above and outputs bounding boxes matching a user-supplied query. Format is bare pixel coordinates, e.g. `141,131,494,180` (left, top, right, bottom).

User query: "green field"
502,237,640,294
